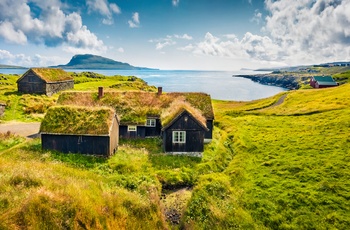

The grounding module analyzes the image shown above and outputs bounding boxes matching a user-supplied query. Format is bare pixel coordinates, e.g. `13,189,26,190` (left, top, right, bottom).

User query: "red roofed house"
310,76,338,88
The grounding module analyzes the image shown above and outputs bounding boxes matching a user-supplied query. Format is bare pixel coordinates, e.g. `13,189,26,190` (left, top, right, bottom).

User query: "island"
51,54,157,70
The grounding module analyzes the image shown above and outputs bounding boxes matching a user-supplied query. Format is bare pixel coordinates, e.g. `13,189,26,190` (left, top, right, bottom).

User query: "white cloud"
110,3,121,14
0,0,107,54
128,12,140,28
172,0,180,7
117,47,124,53
262,0,350,64
0,49,66,67
251,9,262,25
150,34,193,50
0,21,27,44
180,0,350,67
86,0,121,25
174,34,193,40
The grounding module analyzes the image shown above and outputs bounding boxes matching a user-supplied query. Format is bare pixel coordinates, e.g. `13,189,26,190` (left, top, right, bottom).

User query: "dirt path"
267,94,287,109
0,122,41,138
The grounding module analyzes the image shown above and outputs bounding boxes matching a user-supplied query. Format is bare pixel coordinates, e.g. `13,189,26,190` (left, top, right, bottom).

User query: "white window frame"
173,131,186,143
146,118,156,127
128,125,137,132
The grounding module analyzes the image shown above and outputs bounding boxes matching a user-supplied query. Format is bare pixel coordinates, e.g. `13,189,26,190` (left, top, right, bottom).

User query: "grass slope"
183,84,350,229
1,69,350,229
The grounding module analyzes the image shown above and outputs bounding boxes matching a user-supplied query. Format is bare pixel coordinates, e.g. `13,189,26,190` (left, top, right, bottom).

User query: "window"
128,125,137,132
173,131,186,143
146,119,156,127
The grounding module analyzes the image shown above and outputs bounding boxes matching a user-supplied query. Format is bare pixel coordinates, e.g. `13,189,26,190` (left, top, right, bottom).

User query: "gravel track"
0,122,41,138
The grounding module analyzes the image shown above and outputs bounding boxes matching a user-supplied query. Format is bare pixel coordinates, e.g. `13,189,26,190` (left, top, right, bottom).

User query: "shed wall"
46,81,74,96
42,134,111,156
119,125,146,138
18,72,46,94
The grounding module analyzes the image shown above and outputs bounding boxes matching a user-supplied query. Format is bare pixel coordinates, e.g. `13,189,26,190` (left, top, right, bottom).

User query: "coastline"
233,74,309,90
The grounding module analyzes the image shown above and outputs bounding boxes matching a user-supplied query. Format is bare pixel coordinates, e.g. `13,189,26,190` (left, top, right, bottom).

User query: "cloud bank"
0,0,107,54
181,0,350,66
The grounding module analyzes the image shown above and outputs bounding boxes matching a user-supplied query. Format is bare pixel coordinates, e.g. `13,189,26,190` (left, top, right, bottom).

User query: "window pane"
173,131,186,143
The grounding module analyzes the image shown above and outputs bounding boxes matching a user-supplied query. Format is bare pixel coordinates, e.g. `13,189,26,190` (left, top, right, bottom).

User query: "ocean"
1,69,286,101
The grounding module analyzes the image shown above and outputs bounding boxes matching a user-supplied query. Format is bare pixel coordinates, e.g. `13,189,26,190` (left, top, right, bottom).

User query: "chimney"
98,87,104,99
157,87,162,96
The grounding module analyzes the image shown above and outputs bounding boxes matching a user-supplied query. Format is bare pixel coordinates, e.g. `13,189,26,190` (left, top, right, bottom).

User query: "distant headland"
50,54,158,70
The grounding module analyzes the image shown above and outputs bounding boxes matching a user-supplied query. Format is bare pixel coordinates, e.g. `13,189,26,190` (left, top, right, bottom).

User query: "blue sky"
0,0,349,70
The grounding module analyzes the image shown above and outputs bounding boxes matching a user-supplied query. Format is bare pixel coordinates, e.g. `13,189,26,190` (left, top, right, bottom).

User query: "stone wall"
46,80,74,96
0,104,5,117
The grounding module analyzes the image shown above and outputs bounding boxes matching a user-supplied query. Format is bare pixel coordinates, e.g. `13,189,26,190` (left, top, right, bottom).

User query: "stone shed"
17,68,74,96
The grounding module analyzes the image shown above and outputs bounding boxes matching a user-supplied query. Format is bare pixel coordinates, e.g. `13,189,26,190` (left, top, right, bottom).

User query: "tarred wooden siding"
42,117,119,156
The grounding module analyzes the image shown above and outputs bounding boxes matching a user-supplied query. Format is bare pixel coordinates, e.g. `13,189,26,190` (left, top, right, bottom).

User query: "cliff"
234,74,308,89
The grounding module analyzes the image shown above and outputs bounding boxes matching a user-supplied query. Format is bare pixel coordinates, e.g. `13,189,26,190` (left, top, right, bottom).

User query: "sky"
0,0,349,71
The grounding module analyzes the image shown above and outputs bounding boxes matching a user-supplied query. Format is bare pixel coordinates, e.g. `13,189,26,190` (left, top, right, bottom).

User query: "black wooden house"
17,68,74,96
162,109,208,156
40,106,119,156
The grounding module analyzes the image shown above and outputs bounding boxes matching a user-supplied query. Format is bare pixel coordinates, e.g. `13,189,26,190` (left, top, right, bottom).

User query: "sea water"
0,69,286,101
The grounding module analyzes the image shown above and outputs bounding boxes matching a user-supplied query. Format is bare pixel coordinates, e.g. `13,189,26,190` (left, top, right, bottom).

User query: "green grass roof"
40,106,116,135
25,68,73,82
161,100,207,128
57,91,214,125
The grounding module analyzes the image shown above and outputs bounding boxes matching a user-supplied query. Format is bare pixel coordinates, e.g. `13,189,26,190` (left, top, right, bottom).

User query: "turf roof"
161,100,207,128
21,68,73,83
40,106,116,135
57,91,214,125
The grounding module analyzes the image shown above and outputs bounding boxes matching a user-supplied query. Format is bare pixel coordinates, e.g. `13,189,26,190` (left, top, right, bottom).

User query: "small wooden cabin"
310,76,338,88
17,68,74,96
162,108,209,156
40,106,119,156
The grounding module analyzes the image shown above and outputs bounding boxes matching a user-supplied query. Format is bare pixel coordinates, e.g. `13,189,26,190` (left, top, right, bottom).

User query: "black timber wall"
205,120,213,139
42,134,112,156
119,125,146,138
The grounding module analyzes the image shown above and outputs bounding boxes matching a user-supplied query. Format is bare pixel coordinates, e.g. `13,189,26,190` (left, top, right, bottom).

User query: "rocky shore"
234,74,310,90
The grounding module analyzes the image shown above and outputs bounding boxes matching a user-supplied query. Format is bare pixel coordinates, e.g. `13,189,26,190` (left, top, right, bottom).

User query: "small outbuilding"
310,76,338,88
161,101,209,157
17,68,74,96
40,106,119,156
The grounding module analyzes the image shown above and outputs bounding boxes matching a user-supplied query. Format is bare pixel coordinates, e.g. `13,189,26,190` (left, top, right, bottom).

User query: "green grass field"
1,70,350,229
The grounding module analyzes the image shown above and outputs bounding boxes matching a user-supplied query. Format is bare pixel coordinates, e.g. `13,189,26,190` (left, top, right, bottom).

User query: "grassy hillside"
186,84,350,229
1,70,349,229
0,72,156,123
